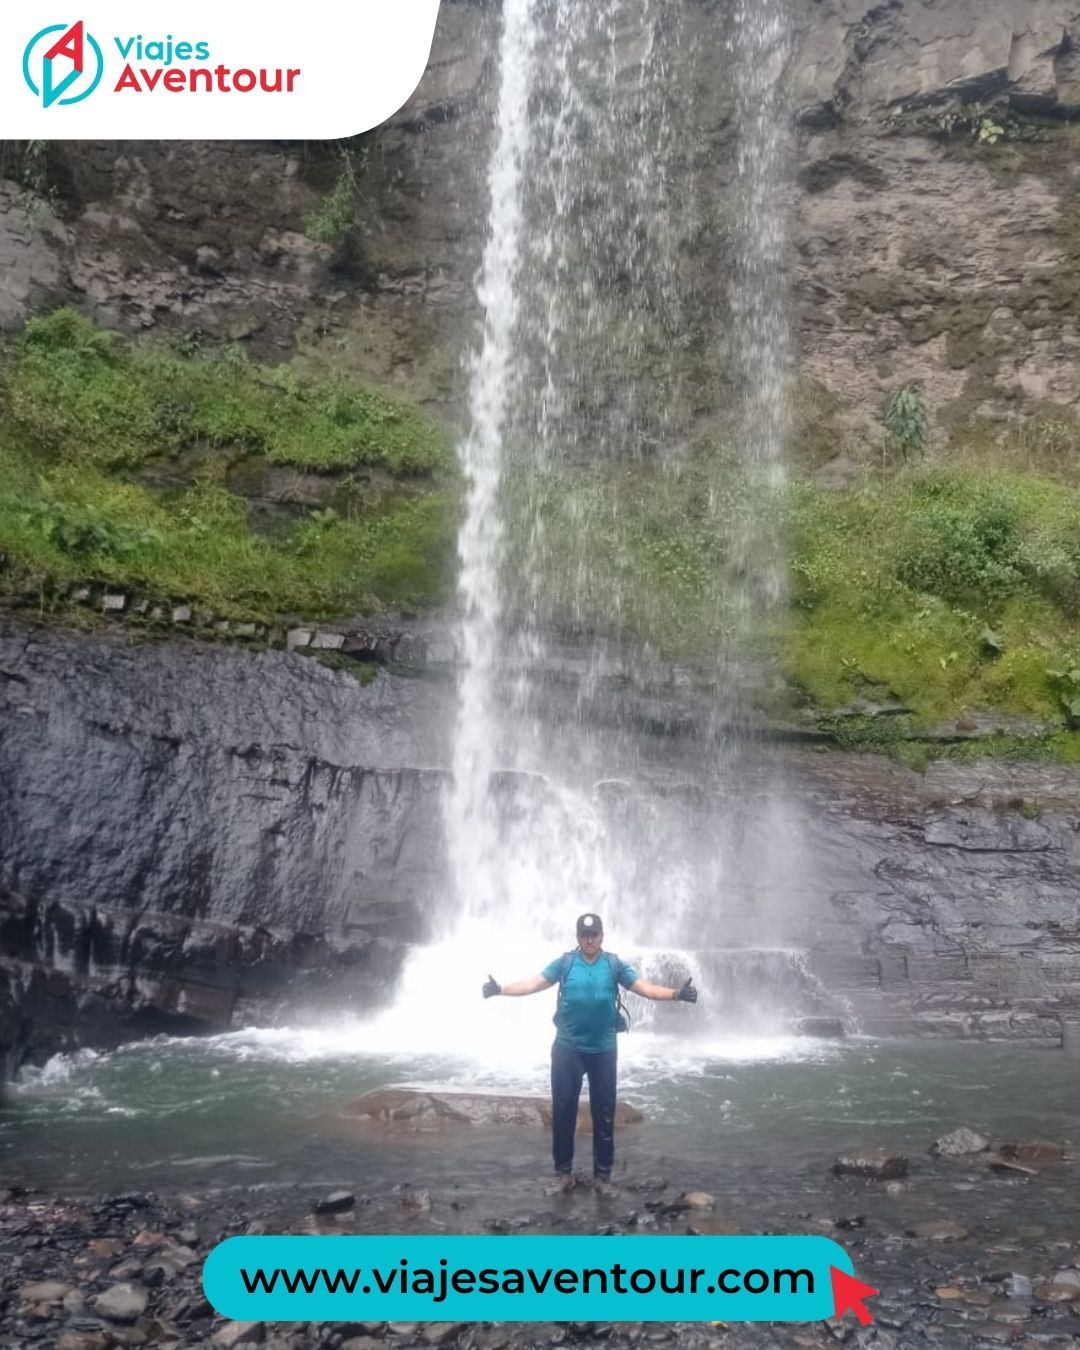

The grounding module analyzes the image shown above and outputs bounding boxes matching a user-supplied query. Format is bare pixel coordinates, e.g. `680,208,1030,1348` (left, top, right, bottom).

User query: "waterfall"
361,0,829,1068
727,0,792,621
443,0,536,936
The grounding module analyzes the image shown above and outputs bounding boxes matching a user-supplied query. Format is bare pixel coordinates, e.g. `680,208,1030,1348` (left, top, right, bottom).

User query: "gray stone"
987,1157,1039,1177
19,1279,72,1303
833,1149,909,1181
62,1288,86,1315
212,1322,265,1347
286,628,312,649
342,1087,643,1134
932,1127,990,1157
108,1258,144,1280
171,606,192,624
907,1220,969,1241
313,1190,355,1215
671,1191,715,1211
93,1282,148,1322
102,593,126,612
422,1325,467,1345
72,588,92,603
997,1140,1065,1165
234,623,258,638
1002,1274,1033,1298
56,1334,109,1350
312,631,345,650
400,1186,431,1213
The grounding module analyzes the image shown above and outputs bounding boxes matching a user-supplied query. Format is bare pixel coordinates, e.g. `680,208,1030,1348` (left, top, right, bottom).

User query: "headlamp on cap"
576,913,603,937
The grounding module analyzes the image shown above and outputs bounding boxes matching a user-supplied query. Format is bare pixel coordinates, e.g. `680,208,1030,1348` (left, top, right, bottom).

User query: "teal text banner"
203,1234,859,1323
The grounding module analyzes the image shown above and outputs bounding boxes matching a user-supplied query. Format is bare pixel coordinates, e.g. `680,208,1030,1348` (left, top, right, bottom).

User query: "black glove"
483,974,501,999
674,978,697,1004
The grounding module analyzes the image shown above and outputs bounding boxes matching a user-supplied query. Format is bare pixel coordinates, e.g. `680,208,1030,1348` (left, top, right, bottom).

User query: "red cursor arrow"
830,1267,878,1325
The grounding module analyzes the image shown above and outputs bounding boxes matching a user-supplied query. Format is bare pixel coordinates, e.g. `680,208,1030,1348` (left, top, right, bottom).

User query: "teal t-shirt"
542,950,640,1054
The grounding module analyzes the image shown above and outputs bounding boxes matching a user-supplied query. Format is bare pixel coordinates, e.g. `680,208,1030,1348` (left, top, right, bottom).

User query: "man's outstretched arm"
629,977,697,1002
484,974,555,998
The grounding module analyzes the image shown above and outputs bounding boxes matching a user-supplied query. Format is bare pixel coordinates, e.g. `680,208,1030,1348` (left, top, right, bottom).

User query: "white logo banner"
3,1,442,139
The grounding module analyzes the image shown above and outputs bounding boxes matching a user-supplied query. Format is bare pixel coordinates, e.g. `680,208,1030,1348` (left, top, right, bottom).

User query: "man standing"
482,913,698,1198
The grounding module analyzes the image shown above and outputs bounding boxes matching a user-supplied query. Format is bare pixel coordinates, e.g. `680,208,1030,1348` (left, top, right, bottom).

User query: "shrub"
884,384,931,458
894,478,1022,605
3,308,452,475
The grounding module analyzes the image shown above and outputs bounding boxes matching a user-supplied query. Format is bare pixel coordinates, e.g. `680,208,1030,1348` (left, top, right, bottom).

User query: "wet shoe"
545,1174,575,1197
593,1177,618,1200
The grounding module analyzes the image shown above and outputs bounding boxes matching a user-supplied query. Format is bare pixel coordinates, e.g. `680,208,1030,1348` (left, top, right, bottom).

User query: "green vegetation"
8,309,446,474
501,461,740,661
4,305,1080,763
0,309,457,620
884,384,930,459
302,146,369,273
502,450,1080,760
785,468,1080,730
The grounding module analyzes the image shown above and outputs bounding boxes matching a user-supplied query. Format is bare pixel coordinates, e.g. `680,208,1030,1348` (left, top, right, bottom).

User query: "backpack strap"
553,951,574,1028
606,952,630,1030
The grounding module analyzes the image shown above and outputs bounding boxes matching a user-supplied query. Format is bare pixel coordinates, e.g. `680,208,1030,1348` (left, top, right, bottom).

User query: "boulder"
931,1127,990,1157
336,1088,644,1134
986,1157,1038,1177
93,1282,149,1322
997,1141,1066,1165
832,1149,909,1181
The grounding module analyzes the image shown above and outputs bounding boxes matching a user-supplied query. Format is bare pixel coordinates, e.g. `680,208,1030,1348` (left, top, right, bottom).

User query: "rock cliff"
2,617,1079,1080
3,0,1080,1074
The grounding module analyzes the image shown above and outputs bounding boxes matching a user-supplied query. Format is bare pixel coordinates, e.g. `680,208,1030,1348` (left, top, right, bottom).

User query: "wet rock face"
0,621,453,1075
5,618,1080,1076
5,1,1080,442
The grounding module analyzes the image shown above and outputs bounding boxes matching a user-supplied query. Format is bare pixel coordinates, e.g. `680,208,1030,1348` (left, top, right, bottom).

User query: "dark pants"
550,1040,618,1178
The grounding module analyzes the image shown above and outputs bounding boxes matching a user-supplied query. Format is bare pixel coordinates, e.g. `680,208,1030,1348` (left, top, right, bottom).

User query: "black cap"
576,913,603,937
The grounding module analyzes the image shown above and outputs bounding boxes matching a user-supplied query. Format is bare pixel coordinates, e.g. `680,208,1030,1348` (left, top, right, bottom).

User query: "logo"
23,21,104,107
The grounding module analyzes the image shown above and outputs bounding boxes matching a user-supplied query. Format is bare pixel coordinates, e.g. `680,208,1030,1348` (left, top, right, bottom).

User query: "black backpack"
553,950,630,1034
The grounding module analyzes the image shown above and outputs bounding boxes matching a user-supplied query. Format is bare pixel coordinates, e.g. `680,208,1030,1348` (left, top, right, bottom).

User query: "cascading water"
727,0,792,618
364,0,825,1076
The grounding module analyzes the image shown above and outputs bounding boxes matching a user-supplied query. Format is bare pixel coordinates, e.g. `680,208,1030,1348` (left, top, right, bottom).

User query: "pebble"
93,1281,149,1322
671,1191,715,1210
832,1149,909,1181
212,1321,266,1347
907,1220,970,1241
314,1191,356,1215
18,1278,72,1302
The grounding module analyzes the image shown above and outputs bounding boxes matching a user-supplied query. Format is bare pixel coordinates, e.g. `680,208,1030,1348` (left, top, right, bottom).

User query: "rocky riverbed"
3,1118,1079,1350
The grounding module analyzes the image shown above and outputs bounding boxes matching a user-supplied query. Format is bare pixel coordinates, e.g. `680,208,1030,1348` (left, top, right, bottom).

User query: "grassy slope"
0,310,458,621
4,313,1079,758
500,450,1080,752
